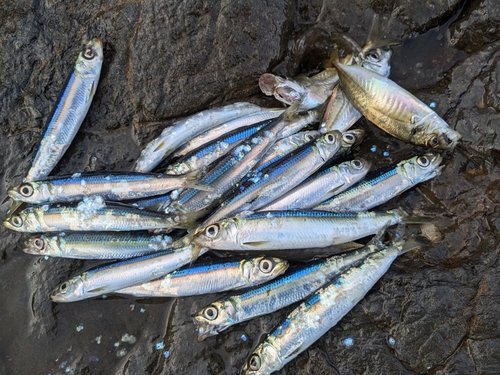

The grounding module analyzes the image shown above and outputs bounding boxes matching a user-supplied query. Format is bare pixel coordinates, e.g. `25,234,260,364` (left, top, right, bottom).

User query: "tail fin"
362,14,401,54
392,208,432,225
182,170,213,191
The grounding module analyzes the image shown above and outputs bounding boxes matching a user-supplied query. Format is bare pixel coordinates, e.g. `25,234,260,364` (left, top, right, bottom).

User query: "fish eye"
248,354,261,371
351,159,363,170
33,238,45,250
205,224,219,238
325,133,336,144
11,216,23,227
59,282,69,294
367,51,380,61
203,305,218,320
259,259,274,273
82,46,95,60
429,136,439,147
342,133,355,144
19,183,34,197
417,156,430,167
305,133,315,141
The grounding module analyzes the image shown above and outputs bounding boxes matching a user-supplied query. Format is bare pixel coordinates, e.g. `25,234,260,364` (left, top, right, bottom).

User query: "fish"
115,256,288,297
261,158,371,211
241,238,416,375
50,243,207,302
8,172,211,204
23,232,174,259
333,57,461,148
169,104,317,219
193,242,380,341
164,120,270,175
133,102,263,173
169,109,284,159
25,39,104,182
315,153,443,212
203,131,343,225
193,209,417,251
3,198,184,233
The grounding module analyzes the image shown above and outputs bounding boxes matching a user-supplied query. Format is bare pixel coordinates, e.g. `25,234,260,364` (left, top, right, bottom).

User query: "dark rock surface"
1,0,500,374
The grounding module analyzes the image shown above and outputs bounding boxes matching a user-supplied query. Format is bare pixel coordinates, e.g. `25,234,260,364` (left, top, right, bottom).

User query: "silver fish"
116,256,288,297
242,239,412,375
3,198,182,233
194,209,411,251
25,39,104,182
194,243,379,340
8,172,209,204
203,131,342,225
315,153,443,212
50,243,207,303
134,102,262,173
23,232,173,259
170,109,284,159
261,158,371,211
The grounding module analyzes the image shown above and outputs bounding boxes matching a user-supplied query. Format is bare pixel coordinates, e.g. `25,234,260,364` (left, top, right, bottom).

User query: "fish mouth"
193,319,220,342
445,130,462,149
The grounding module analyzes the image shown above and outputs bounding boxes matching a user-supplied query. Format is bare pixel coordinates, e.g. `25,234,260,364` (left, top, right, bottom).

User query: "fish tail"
392,208,431,225
182,170,213,191
362,14,401,53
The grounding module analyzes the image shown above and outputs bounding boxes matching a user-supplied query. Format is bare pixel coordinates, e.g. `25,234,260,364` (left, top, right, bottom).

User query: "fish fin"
326,182,345,195
189,243,207,264
183,170,213,191
234,210,254,219
88,82,95,102
335,242,365,251
399,237,428,255
241,241,271,248
362,14,401,53
88,286,107,294
392,208,431,225
153,139,168,153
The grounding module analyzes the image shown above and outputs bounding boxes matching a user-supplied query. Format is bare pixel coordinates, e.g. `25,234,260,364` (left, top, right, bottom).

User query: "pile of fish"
3,22,461,375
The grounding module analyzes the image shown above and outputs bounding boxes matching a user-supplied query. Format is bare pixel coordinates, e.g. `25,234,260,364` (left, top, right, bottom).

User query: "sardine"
193,209,412,251
23,232,174,259
9,172,210,204
203,131,342,225
261,158,371,211
3,199,183,233
134,102,262,173
116,256,288,297
241,238,412,375
194,243,379,340
25,39,104,182
315,153,443,212
164,120,269,175
333,59,461,148
170,109,284,158
50,243,207,302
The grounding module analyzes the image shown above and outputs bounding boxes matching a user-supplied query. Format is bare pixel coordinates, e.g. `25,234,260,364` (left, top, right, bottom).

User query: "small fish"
193,242,379,340
23,232,174,259
115,256,288,297
261,158,371,211
9,172,210,204
194,209,417,251
25,39,104,182
3,200,183,233
170,109,284,158
333,58,461,148
203,131,343,225
164,121,269,175
315,153,443,212
241,238,415,375
134,102,262,173
50,243,207,302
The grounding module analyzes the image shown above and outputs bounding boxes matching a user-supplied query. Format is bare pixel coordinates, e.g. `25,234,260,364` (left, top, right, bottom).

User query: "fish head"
316,131,342,161
23,235,50,256
76,38,104,76
259,73,308,106
193,219,237,248
400,153,444,184
242,342,281,375
341,128,365,150
50,276,85,303
8,181,53,204
3,208,41,232
245,257,289,285
411,114,462,149
343,158,372,179
359,47,393,77
193,300,237,341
